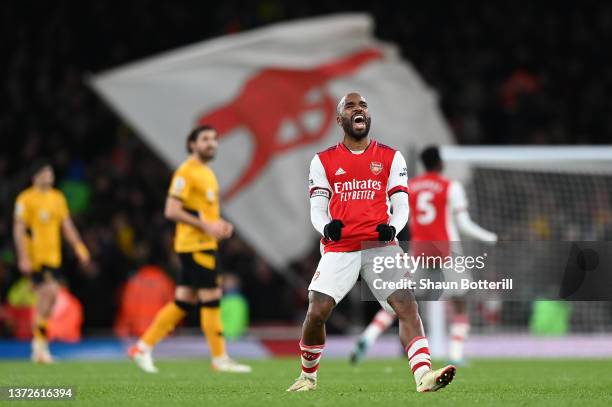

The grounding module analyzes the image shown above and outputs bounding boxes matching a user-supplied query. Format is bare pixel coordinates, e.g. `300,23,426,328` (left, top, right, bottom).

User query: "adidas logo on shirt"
335,168,346,176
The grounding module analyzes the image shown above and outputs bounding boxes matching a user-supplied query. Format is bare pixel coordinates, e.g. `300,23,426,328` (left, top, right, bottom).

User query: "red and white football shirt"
408,171,468,255
309,140,408,253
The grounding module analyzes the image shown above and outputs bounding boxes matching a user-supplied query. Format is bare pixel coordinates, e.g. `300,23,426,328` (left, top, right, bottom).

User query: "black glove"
324,220,344,241
376,224,396,242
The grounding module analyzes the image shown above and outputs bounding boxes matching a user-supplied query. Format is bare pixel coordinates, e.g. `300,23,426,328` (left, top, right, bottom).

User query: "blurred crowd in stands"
1,1,611,337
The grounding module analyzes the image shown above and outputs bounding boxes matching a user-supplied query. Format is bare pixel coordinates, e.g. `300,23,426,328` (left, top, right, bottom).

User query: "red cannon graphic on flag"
197,48,383,201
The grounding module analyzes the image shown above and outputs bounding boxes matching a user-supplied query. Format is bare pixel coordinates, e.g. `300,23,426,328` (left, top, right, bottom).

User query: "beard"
341,115,371,140
196,148,216,162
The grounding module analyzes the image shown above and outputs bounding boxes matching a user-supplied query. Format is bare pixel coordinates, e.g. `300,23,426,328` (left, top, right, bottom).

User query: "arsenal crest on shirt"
370,162,383,175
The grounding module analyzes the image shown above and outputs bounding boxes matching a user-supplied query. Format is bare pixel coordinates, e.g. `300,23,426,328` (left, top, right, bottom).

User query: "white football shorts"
308,245,408,314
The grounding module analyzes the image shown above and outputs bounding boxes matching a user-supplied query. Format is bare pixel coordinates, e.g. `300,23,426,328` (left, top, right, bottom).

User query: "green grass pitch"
1,358,611,406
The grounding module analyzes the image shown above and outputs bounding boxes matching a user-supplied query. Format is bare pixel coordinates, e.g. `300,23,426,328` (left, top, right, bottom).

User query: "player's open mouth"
352,114,366,130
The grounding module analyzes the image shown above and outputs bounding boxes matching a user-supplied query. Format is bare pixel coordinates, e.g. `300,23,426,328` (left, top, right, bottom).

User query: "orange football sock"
201,306,226,358
33,315,49,342
141,302,187,347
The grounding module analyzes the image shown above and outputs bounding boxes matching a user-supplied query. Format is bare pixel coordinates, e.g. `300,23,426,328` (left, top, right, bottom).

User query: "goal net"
433,146,612,334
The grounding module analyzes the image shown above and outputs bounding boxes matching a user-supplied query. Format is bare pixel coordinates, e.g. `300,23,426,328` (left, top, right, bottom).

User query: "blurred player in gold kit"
13,163,91,363
129,125,251,373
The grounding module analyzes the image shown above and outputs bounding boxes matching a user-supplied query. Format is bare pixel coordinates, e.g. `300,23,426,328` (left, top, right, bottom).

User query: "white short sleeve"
387,151,409,196
309,154,332,199
448,181,468,212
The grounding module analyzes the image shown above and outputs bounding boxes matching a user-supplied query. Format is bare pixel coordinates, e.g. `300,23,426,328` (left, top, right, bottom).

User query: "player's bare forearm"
62,218,84,248
62,218,90,265
165,197,233,240
164,196,206,231
12,220,29,263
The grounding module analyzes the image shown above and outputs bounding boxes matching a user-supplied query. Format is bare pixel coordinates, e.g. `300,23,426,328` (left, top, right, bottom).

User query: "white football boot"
416,365,456,392
31,339,54,364
212,355,252,373
128,344,159,373
286,374,317,392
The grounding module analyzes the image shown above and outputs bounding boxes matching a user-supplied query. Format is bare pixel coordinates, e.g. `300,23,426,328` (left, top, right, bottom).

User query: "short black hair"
29,159,53,178
186,125,216,153
420,145,442,171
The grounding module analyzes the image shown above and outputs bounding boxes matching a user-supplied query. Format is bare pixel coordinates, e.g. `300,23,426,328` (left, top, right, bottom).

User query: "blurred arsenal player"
350,146,498,366
287,93,455,393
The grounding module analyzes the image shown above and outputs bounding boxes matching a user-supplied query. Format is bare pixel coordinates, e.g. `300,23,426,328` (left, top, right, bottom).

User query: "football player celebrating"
287,93,455,393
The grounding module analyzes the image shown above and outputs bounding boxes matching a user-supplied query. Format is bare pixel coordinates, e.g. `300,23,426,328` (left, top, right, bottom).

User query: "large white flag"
91,13,453,267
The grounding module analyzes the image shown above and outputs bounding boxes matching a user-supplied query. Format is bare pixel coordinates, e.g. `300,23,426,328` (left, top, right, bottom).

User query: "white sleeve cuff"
389,192,409,233
310,195,331,236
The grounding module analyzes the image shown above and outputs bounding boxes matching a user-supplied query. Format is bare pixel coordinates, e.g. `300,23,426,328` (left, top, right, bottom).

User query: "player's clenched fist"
324,219,344,241
203,219,233,240
376,224,396,242
220,219,234,239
